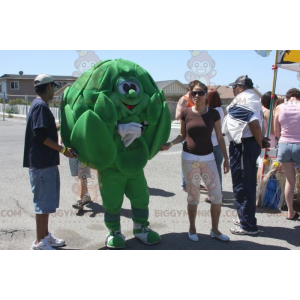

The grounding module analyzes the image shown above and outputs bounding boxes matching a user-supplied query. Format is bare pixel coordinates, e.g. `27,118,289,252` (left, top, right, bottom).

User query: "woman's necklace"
192,106,208,115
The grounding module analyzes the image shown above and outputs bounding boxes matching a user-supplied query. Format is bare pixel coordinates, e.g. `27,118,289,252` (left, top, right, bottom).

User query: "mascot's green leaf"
149,100,171,159
60,104,75,148
72,95,89,121
114,135,149,176
68,72,92,109
147,93,162,125
70,110,117,170
94,93,118,127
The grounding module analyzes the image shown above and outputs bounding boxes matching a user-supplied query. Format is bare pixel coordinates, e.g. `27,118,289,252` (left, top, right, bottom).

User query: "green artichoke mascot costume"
61,59,171,248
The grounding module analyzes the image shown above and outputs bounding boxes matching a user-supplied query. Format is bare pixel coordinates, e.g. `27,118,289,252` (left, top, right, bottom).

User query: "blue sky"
1,50,299,95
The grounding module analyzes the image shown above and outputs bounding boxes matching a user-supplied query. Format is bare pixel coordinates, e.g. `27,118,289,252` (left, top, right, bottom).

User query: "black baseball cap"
228,75,254,89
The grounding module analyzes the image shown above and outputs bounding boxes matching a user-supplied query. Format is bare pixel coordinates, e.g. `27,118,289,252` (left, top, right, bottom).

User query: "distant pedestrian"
175,82,195,191
23,74,77,250
274,88,300,220
69,158,93,210
223,75,270,235
58,130,93,210
206,89,225,194
257,91,278,182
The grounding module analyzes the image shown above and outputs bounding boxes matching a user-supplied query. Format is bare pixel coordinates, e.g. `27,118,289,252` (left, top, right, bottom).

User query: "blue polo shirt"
23,98,60,169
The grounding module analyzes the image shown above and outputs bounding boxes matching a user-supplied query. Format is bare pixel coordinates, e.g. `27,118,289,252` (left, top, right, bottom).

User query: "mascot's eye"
129,84,137,91
82,62,86,68
122,83,130,93
195,62,199,68
91,62,95,67
118,81,140,94
203,62,208,68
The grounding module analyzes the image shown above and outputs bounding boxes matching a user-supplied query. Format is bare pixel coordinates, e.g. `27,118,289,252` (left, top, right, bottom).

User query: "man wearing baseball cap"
23,74,77,250
223,75,270,235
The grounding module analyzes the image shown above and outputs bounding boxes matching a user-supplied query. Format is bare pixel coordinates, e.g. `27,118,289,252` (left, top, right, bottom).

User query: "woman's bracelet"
170,142,174,147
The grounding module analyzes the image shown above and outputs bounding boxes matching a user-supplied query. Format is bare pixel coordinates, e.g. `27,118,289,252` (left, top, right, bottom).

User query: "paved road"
0,119,299,250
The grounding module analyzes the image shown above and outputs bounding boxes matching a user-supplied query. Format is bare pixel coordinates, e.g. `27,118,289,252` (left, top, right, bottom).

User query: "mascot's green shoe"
133,222,161,245
105,229,125,249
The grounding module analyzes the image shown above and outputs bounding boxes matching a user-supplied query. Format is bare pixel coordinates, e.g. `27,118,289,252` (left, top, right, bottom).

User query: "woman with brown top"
161,80,230,242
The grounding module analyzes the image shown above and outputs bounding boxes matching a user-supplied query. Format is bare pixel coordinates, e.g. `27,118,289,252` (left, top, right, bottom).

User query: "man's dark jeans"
229,137,261,232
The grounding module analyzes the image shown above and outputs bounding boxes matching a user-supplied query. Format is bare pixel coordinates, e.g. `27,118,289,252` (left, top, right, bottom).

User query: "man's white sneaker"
233,219,241,226
230,226,258,235
210,230,230,242
31,239,55,250
44,232,65,247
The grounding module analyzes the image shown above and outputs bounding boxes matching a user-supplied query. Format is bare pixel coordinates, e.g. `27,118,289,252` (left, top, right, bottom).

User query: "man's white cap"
33,74,59,88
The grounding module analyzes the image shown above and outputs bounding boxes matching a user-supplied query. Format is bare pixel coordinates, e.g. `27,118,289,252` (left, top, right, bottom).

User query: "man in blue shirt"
23,74,77,250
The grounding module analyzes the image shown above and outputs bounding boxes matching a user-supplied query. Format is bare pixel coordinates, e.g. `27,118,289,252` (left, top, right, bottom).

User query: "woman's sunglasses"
191,90,206,97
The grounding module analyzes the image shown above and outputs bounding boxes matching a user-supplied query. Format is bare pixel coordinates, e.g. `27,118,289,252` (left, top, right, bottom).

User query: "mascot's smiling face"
95,59,156,120
113,77,145,110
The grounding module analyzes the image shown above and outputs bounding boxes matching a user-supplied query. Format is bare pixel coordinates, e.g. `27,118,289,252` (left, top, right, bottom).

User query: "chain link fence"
0,93,61,122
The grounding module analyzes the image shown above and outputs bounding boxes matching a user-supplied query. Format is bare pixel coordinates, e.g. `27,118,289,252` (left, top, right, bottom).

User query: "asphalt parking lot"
0,119,299,250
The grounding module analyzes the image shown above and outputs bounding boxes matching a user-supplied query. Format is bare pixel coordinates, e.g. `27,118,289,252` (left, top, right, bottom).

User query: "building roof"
156,80,184,90
215,85,233,98
54,83,73,96
215,85,262,98
0,74,77,81
156,80,188,96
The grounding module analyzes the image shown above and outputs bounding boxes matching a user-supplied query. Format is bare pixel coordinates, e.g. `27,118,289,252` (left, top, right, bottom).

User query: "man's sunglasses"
191,90,206,97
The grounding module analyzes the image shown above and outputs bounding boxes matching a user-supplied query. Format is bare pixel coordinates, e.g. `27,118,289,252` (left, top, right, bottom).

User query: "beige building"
0,74,76,101
0,74,263,119
156,80,188,120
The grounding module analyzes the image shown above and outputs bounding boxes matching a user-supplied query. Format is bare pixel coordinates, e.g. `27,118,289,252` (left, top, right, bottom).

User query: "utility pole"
26,94,28,116
3,92,5,121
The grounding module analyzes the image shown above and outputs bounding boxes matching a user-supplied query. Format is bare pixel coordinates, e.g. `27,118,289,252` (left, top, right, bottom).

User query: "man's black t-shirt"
23,98,59,169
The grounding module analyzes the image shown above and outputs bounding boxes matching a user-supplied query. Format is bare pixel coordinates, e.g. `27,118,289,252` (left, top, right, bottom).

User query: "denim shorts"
29,166,60,214
69,158,91,178
277,143,300,164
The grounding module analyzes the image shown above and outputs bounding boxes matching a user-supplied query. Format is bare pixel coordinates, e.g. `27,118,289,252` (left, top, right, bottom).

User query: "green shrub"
49,100,60,107
6,106,18,114
0,98,3,103
8,114,13,118
8,98,28,106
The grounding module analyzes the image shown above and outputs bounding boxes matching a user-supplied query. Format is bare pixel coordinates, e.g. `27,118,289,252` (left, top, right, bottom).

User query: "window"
10,81,19,90
0,82,2,92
